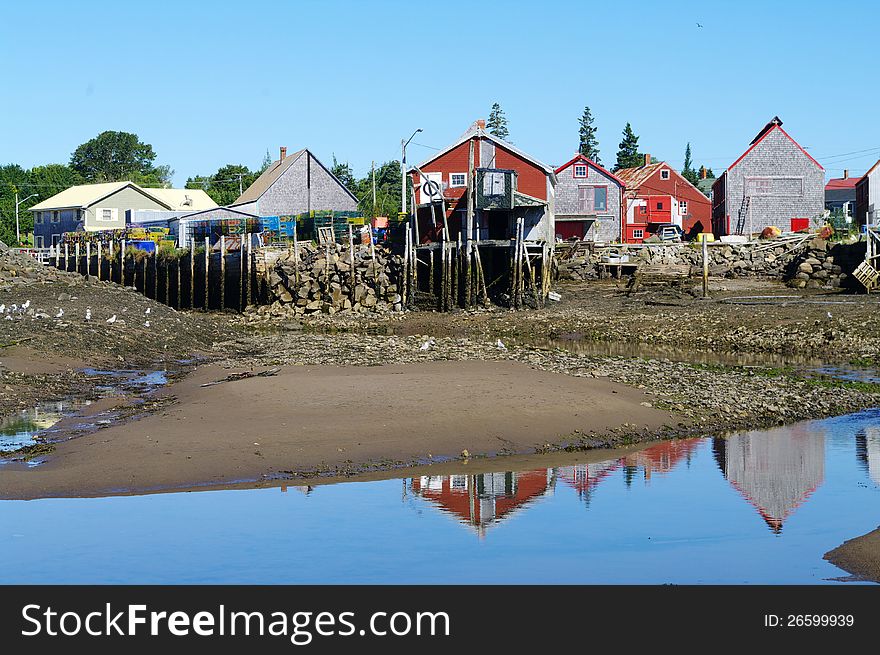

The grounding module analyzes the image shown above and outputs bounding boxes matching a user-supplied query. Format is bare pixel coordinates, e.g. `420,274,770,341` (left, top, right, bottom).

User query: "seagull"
4,315,11,321
106,315,117,324
85,309,92,321
696,22,703,28
145,307,151,315
827,311,833,319
144,320,151,328
55,308,64,318
495,339,507,350
0,304,5,313
22,300,30,310
420,338,436,351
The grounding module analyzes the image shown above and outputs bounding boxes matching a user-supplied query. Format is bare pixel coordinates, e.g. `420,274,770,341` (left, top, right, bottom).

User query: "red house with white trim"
616,156,712,243
410,120,556,243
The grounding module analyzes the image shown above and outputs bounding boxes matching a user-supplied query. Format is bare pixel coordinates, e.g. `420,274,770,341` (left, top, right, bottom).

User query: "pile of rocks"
263,242,405,316
0,241,69,289
786,238,863,290
557,237,864,286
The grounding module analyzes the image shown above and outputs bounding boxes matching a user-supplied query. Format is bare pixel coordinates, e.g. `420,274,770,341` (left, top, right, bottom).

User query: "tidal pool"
1,410,879,584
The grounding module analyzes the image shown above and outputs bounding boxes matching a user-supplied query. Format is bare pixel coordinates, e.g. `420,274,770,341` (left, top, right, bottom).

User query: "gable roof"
146,188,217,211
179,206,259,220
555,153,625,187
863,158,880,179
728,117,823,172
416,121,557,180
28,181,168,211
615,161,709,199
232,148,358,206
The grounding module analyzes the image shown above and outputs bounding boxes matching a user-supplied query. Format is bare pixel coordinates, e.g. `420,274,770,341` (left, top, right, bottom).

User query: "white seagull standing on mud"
495,339,507,350
55,308,64,318
106,315,117,324
85,309,92,321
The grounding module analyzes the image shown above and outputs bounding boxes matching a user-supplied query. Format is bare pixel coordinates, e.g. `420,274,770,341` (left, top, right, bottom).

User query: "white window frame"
449,172,467,188
35,235,44,248
633,229,644,239
34,213,43,224
660,169,671,180
96,207,117,222
51,211,60,223
573,164,588,178
679,199,688,214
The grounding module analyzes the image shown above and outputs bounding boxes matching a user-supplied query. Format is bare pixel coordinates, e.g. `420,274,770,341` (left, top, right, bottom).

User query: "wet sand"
0,360,677,499
824,527,880,583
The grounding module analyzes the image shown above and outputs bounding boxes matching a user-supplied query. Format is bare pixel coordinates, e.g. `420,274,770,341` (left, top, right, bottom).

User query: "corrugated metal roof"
614,162,667,193
28,181,135,210
147,188,217,211
232,149,307,205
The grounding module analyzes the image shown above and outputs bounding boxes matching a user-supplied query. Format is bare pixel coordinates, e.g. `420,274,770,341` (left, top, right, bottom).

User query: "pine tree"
614,123,641,171
681,143,699,185
578,106,600,164
486,103,509,140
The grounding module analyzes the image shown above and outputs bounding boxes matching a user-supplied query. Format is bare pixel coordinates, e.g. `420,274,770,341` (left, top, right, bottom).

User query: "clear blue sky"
1,0,877,186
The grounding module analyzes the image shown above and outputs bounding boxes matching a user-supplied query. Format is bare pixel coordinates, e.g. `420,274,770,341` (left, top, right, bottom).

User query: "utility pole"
15,191,38,246
401,128,423,215
372,161,376,216
234,172,245,198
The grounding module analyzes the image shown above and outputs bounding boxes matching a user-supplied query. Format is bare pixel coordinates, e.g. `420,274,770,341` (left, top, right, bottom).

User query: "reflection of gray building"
713,424,825,533
856,427,880,486
558,461,619,505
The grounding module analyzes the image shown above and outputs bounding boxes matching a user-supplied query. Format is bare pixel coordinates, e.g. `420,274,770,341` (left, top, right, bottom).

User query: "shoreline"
825,528,880,584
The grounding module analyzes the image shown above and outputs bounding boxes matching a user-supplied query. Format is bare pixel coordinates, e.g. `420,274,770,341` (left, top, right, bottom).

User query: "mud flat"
825,528,880,583
0,360,677,499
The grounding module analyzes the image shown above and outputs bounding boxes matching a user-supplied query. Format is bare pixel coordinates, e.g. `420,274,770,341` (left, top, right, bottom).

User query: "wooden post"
142,255,147,296
465,140,475,308
96,242,102,281
293,223,300,287
204,236,210,310
245,233,252,308
176,254,181,309
348,224,356,304
190,244,195,309
64,243,69,272
456,233,462,308
403,223,410,306
220,235,226,310
702,236,709,298
120,239,126,286
152,251,158,300
75,242,80,275
429,248,434,299
238,235,244,312
474,240,489,305
86,242,91,278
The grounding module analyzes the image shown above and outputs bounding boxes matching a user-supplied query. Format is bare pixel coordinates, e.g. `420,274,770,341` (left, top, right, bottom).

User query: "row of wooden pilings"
53,236,265,311
402,217,554,311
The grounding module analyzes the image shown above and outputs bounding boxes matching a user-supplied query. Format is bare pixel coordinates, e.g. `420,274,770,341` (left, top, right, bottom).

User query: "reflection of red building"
622,438,702,480
713,423,825,533
410,469,552,536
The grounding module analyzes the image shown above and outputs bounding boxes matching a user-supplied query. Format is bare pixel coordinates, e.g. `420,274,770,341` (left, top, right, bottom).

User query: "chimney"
700,166,707,180
643,153,651,167
843,169,849,179
476,119,486,130
280,146,287,160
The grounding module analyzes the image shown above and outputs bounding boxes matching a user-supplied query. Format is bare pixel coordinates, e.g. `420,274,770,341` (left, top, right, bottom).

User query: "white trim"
449,172,467,188
660,169,671,180
633,229,644,239
573,164,588,178
95,207,118,222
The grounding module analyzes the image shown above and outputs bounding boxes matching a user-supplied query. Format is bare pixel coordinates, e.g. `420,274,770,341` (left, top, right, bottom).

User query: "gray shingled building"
231,147,358,217
711,117,825,236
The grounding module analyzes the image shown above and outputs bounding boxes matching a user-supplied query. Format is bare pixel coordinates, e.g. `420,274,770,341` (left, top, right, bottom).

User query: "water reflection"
410,470,554,537
713,424,825,533
402,426,837,537
0,400,91,451
856,427,880,485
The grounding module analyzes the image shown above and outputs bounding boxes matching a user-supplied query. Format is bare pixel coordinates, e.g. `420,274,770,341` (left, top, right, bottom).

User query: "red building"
616,156,712,243
410,120,556,243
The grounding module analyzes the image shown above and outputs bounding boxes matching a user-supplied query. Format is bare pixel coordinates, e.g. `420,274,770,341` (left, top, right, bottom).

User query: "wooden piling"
204,236,210,311
702,236,709,298
293,224,301,287
164,255,170,305
348,224,356,305
428,248,434,298
120,239,126,286
75,242,80,275
220,235,226,311
64,243,69,272
86,242,91,278
189,245,195,309
96,242,102,281
142,256,147,296
152,252,158,300
245,234,252,308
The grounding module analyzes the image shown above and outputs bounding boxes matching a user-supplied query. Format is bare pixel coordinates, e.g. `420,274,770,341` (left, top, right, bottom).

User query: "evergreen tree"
330,155,357,192
486,103,509,140
614,123,642,171
260,149,272,172
681,143,699,185
578,106,600,164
